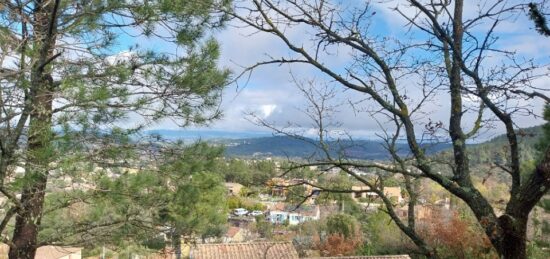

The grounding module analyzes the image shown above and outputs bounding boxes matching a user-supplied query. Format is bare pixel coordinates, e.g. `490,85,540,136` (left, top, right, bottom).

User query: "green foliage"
141,235,166,251
255,216,273,238
536,104,550,159
155,143,228,239
168,171,228,238
220,159,279,186
527,242,550,259
1,0,232,254
529,3,550,36
226,196,265,211
227,196,242,209
315,173,353,205
285,185,307,204
538,198,550,213
39,142,228,248
325,214,359,239
361,211,413,255
382,177,401,187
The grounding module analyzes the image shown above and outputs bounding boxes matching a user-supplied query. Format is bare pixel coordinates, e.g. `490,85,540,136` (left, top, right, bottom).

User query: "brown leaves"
419,210,495,258
317,233,362,257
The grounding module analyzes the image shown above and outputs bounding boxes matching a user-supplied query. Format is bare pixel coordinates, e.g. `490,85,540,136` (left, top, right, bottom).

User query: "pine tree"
529,2,550,36
0,1,230,258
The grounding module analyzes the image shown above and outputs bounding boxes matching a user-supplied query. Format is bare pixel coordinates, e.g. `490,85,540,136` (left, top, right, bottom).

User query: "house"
350,186,404,203
351,186,378,201
267,178,290,196
0,244,82,259
383,187,404,203
267,178,316,201
266,203,320,225
190,242,299,259
224,182,244,196
222,226,247,243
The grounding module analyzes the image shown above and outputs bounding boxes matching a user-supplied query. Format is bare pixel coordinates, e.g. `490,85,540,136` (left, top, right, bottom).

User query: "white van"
233,208,248,216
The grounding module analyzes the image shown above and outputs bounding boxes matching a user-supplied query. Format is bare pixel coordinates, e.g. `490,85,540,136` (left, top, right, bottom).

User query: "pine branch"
529,3,550,36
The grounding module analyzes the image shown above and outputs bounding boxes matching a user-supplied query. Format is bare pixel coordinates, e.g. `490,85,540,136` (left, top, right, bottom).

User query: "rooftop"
190,242,299,259
305,255,411,259
305,256,411,259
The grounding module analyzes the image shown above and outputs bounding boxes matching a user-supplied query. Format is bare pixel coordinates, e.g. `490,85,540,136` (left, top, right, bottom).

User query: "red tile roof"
0,244,81,259
305,256,411,259
34,246,81,259
191,242,299,259
226,226,242,238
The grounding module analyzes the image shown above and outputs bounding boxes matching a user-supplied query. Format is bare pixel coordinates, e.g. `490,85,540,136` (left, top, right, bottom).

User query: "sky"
141,0,549,141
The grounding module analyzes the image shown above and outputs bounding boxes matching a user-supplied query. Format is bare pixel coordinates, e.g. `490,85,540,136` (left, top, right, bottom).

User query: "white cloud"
260,104,277,118
149,0,548,141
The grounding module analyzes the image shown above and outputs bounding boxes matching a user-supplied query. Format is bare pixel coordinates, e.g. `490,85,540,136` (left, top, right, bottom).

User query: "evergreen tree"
38,142,228,258
157,143,227,259
529,2,550,36
0,1,230,258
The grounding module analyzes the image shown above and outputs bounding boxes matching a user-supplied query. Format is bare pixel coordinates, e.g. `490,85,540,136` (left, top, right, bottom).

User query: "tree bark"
172,231,182,259
9,1,57,257
9,76,53,258
8,178,48,259
498,214,528,259
495,147,550,259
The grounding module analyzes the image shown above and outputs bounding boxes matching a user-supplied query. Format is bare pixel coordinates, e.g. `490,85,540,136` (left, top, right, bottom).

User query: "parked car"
249,210,264,217
233,208,248,216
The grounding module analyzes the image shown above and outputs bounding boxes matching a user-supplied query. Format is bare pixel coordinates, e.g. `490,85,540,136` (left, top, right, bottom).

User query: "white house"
266,203,320,225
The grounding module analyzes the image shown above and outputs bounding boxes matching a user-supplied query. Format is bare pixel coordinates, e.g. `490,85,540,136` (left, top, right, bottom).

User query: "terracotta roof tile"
35,246,81,259
305,256,411,259
226,227,242,238
191,242,299,259
0,244,81,259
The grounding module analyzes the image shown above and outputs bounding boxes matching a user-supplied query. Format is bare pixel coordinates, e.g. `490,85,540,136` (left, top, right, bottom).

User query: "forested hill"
221,126,544,160
220,136,450,160
464,125,543,165
147,125,544,160
482,125,543,146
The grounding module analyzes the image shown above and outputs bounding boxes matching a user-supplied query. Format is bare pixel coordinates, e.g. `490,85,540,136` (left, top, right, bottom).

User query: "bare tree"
251,78,437,256
0,1,229,258
230,1,550,258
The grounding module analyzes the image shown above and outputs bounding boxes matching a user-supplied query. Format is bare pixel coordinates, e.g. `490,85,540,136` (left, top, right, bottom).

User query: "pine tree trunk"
9,75,54,259
9,0,57,257
8,179,48,259
8,87,53,258
172,231,182,259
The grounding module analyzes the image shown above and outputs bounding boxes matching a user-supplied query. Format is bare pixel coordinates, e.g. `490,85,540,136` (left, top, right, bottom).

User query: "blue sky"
120,0,550,141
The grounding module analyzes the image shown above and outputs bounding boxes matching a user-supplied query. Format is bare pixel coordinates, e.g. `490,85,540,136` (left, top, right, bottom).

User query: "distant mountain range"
145,129,273,140
144,130,450,160
145,125,545,160
218,136,449,160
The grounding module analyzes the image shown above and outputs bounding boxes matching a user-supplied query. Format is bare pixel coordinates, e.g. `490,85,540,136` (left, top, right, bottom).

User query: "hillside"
221,136,450,160
145,125,544,160
483,125,543,146
467,125,543,164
